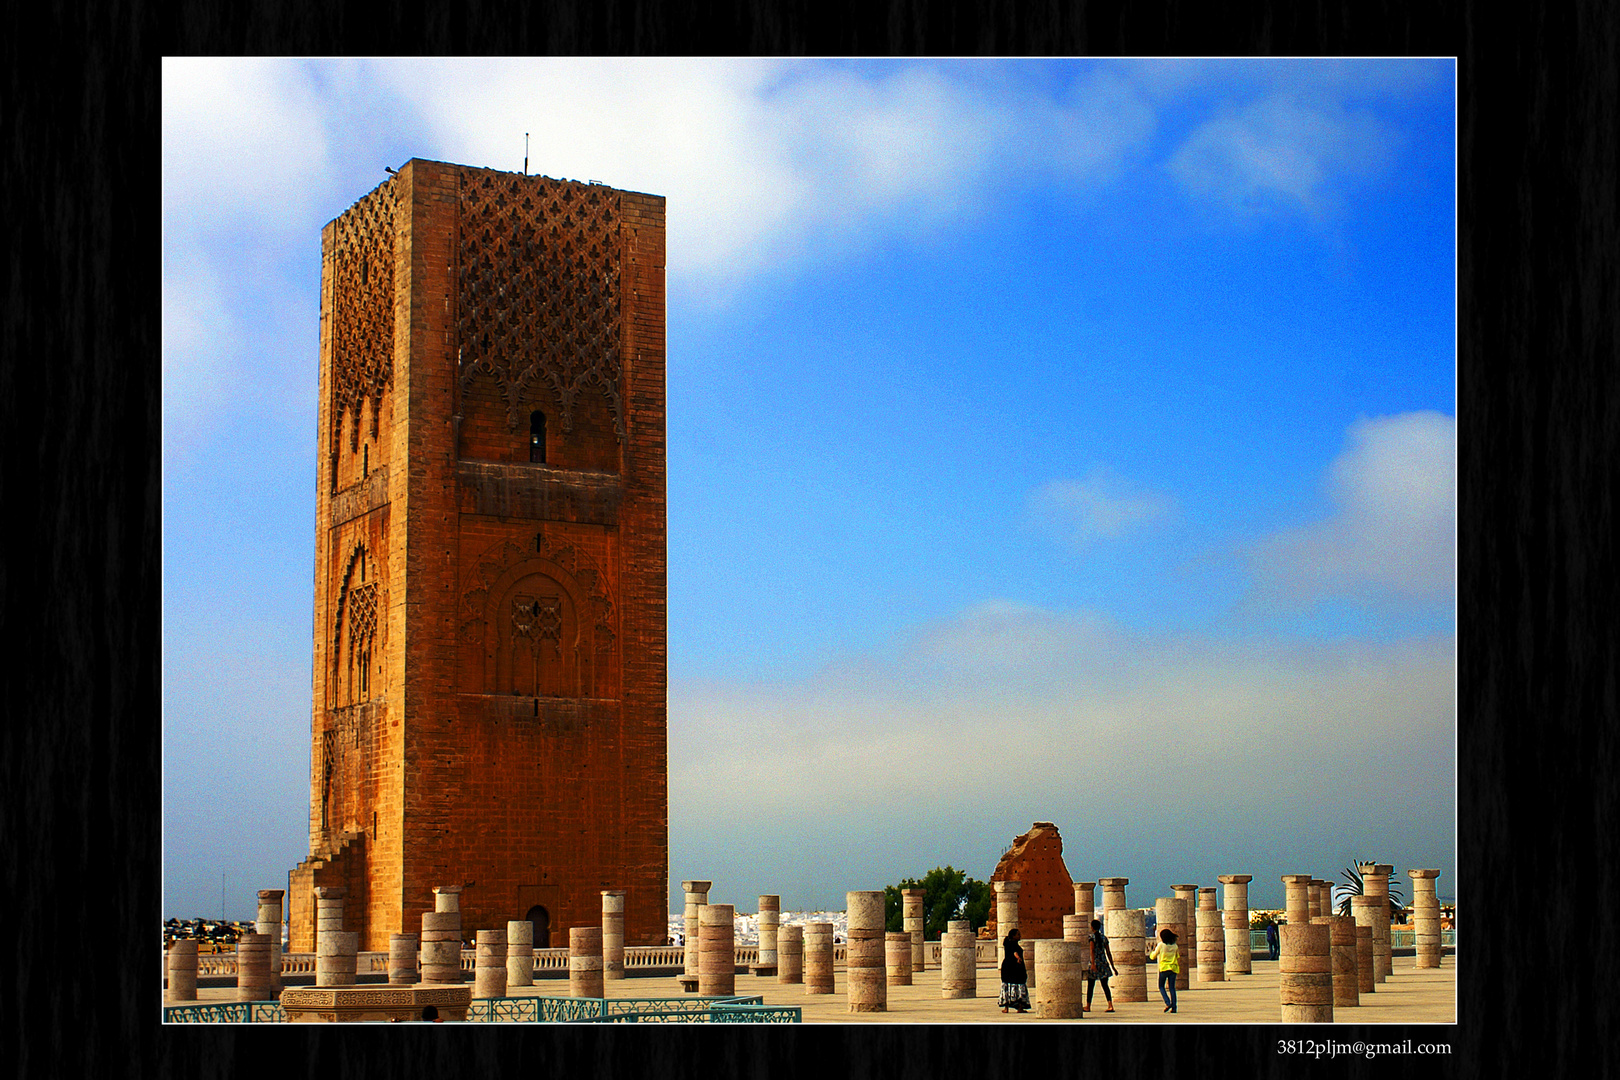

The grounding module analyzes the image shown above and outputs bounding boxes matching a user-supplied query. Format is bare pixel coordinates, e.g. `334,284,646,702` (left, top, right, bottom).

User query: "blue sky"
163,58,1455,921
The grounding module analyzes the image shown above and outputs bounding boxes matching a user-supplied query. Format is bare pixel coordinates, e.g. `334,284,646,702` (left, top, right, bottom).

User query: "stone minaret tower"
288,160,667,953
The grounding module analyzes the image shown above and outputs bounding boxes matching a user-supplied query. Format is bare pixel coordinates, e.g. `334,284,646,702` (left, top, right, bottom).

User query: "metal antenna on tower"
524,134,529,176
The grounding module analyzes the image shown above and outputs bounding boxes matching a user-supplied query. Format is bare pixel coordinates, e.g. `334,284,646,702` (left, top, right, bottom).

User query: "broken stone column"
255,889,284,997
1350,894,1386,986
777,923,803,984
1218,875,1253,976
1281,874,1313,929
755,895,780,975
389,933,420,985
698,903,735,996
570,925,605,998
1196,887,1224,982
885,931,913,986
601,890,627,980
1355,924,1375,993
1034,939,1086,1019
1358,863,1395,978
846,890,887,1013
236,932,273,1001
1408,870,1442,968
1171,885,1199,970
1073,881,1096,922
902,888,925,972
992,880,1022,941
1279,922,1333,1022
1155,897,1191,991
1098,877,1129,916
165,939,198,1003
316,930,359,987
473,928,507,999
506,920,533,987
314,887,356,987
804,921,834,994
314,885,344,936
433,884,463,913
941,920,976,999
1305,879,1322,920
1063,914,1088,942
420,908,463,985
1104,908,1147,1002
1314,914,1358,1007
680,880,711,982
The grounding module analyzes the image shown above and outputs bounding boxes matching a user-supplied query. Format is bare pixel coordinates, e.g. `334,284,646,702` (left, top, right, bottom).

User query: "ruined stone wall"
985,822,1076,942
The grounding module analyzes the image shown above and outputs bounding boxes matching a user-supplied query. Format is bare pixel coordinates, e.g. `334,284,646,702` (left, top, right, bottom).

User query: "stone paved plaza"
178,953,1455,1024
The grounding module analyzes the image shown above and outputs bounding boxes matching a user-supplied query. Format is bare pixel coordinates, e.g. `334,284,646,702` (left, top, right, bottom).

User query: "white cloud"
163,59,340,458
906,600,1121,673
364,59,1158,300
162,58,336,240
670,601,1454,830
1026,466,1176,546
1167,94,1398,219
161,247,237,456
1248,411,1455,605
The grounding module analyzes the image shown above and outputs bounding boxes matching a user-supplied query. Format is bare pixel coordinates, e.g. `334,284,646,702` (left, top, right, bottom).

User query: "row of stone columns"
170,866,1442,1008
1277,867,1446,1021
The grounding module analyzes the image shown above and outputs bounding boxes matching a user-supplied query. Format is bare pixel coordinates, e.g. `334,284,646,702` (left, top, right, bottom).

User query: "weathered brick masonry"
290,160,667,953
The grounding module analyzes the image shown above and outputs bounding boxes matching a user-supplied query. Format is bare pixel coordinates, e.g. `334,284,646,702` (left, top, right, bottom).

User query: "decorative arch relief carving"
332,541,385,707
458,534,617,699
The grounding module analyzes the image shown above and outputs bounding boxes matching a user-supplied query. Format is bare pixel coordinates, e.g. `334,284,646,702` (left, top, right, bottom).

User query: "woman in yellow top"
1147,928,1181,1013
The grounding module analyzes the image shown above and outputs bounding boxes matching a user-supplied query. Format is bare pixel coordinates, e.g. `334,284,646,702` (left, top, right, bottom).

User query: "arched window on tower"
530,410,546,463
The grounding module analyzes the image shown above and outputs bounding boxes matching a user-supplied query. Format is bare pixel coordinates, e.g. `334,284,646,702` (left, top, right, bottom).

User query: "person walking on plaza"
1148,928,1181,1013
1084,918,1116,1013
998,928,1030,1013
1266,919,1280,961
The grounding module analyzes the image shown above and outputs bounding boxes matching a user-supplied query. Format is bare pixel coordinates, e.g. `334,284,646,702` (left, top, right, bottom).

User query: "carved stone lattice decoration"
456,171,624,439
462,535,616,650
332,178,396,457
512,594,537,640
331,545,373,662
348,582,378,654
535,597,562,643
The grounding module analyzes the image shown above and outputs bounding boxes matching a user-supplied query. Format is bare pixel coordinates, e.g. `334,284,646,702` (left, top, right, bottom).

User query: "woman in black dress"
1085,918,1116,1013
999,928,1030,1013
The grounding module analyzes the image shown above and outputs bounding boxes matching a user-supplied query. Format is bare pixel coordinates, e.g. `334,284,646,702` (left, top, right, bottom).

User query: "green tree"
883,866,993,938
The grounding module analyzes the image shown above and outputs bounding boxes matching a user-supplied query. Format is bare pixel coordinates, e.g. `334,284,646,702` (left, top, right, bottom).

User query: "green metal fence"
164,1002,285,1023
462,995,799,1024
165,995,799,1024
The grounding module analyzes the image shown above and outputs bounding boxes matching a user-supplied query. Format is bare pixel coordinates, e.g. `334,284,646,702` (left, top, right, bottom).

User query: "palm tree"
1336,863,1405,921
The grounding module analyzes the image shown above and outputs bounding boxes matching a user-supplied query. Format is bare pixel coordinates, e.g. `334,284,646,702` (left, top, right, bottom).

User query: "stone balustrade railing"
173,937,1010,982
